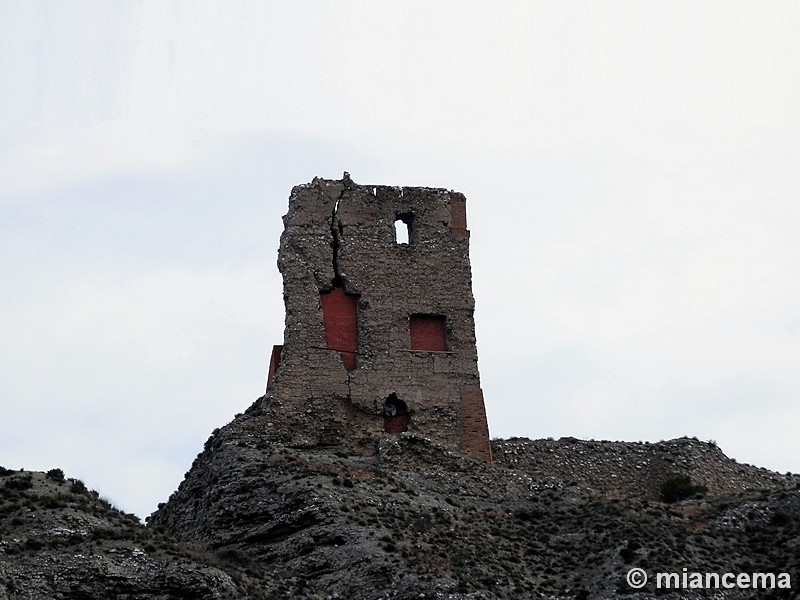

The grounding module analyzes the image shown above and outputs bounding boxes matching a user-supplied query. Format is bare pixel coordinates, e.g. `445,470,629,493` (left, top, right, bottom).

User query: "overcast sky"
2,1,799,519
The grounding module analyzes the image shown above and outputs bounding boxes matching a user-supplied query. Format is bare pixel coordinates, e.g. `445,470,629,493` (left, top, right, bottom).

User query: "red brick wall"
266,345,283,389
410,315,446,351
320,287,358,370
384,414,410,433
460,387,492,462
450,192,469,239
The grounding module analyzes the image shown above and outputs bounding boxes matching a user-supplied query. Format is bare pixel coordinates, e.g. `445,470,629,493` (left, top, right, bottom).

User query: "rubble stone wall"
492,436,799,498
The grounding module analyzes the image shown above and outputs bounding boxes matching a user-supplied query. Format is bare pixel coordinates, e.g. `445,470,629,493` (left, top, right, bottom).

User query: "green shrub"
216,547,253,567
41,494,66,509
771,511,790,526
69,479,87,494
660,474,707,503
46,468,65,483
4,475,32,490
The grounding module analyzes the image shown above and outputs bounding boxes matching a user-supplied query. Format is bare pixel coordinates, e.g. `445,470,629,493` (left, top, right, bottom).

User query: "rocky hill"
2,403,798,599
0,467,263,599
148,400,798,599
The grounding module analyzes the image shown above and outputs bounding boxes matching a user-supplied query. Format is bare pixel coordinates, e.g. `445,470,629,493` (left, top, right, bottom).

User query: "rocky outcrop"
147,405,800,599
3,408,797,599
0,468,260,599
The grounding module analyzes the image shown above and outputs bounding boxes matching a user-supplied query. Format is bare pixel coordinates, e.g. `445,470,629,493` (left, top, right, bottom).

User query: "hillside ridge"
147,405,798,599
2,411,798,599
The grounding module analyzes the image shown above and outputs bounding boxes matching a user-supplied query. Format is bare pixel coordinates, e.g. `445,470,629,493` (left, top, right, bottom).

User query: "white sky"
1,1,799,518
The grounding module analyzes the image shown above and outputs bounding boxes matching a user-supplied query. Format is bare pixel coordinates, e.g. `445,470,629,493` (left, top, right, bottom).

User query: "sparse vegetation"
2,436,797,599
46,468,65,482
68,478,88,494
4,474,33,490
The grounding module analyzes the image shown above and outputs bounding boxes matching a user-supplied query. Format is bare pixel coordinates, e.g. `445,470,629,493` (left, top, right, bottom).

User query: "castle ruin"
264,174,491,462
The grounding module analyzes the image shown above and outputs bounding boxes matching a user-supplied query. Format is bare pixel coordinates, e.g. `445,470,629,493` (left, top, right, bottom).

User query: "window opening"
394,213,413,244
383,393,410,433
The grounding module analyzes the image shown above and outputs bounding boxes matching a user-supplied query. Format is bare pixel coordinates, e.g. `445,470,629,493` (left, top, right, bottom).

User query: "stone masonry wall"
263,175,491,461
492,437,799,499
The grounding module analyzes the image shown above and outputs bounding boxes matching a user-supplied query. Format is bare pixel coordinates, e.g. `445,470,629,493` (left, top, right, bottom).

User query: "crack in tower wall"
329,174,348,284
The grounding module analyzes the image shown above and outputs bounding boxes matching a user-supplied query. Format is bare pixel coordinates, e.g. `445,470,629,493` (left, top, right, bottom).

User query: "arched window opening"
394,213,413,245
383,393,410,433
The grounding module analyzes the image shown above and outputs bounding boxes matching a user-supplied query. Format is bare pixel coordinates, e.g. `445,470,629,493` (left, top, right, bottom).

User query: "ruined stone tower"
264,174,491,462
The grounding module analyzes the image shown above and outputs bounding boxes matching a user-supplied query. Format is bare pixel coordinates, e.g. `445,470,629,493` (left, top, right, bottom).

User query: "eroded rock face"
5,426,797,599
148,414,800,599
0,469,257,600
263,175,491,462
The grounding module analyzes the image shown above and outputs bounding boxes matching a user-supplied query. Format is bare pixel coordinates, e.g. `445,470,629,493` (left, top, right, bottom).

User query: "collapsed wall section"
264,175,491,461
